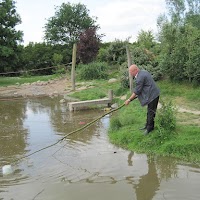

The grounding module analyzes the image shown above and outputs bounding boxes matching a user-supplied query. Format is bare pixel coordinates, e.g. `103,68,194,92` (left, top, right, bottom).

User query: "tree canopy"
77,27,102,64
0,0,23,73
157,0,200,84
44,2,98,45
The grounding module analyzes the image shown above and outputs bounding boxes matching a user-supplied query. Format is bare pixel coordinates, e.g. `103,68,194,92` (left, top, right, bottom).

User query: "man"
125,64,160,135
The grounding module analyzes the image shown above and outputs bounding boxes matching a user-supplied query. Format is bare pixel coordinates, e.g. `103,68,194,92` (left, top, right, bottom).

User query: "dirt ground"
0,77,72,98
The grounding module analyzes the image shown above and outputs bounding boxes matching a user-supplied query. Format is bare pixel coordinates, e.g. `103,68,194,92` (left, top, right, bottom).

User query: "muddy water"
0,97,200,200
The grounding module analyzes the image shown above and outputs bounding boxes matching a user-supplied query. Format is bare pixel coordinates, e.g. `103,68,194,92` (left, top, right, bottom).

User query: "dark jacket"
134,70,160,106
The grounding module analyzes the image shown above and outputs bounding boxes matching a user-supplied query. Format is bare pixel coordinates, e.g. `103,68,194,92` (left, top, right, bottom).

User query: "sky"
15,0,167,45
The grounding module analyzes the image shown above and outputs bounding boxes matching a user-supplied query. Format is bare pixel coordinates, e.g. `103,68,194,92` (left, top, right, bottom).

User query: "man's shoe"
144,129,152,135
139,126,146,130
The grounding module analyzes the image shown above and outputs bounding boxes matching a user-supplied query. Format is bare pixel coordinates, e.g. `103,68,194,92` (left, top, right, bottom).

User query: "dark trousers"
146,96,159,132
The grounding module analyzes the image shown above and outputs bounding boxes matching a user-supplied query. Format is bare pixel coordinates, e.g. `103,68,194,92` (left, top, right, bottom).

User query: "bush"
120,70,130,88
77,62,108,80
157,100,176,131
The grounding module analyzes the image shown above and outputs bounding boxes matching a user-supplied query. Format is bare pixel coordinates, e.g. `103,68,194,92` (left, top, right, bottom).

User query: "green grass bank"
69,78,200,164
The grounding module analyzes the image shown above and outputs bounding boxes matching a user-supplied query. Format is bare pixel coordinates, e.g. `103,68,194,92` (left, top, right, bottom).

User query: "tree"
183,24,200,84
157,0,200,84
0,0,23,73
137,30,155,49
21,42,53,75
77,27,102,64
106,40,127,65
44,2,98,45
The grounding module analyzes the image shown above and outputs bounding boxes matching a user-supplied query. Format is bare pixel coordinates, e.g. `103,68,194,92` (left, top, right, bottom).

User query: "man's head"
129,64,139,77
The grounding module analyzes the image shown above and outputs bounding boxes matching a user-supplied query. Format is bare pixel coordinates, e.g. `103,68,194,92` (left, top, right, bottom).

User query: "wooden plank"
68,98,112,111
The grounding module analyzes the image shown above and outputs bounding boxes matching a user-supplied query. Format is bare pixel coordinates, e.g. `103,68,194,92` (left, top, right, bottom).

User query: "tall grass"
76,62,108,80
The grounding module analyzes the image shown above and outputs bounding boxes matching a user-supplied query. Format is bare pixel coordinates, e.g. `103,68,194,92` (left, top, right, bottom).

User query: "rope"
13,103,125,163
0,63,72,75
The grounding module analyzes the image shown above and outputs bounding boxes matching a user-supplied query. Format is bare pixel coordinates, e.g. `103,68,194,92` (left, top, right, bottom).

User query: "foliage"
21,42,54,75
53,53,63,65
0,0,23,73
157,0,200,84
120,70,130,89
44,2,97,45
183,24,200,84
97,40,127,65
137,30,156,49
77,62,108,80
155,100,177,141
118,45,162,90
21,42,71,75
131,30,163,80
97,46,109,62
77,27,102,64
52,53,66,75
120,45,162,82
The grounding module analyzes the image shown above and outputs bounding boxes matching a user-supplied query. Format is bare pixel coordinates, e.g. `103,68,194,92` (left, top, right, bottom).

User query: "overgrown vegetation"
76,62,109,80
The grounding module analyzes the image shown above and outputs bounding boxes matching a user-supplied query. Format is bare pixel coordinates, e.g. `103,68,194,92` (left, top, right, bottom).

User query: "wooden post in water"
71,43,77,91
126,45,133,93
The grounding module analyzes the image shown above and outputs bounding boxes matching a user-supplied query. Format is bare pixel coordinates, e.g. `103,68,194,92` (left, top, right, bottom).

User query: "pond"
0,97,200,200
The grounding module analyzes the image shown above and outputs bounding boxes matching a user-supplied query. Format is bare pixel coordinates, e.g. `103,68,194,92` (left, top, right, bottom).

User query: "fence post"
108,89,113,100
71,43,77,91
126,45,133,93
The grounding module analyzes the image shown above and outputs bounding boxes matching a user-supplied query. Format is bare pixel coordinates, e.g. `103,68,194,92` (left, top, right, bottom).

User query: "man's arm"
125,92,137,105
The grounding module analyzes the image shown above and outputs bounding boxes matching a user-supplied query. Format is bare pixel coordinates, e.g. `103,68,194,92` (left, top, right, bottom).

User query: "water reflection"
0,99,28,165
134,158,159,200
0,97,200,200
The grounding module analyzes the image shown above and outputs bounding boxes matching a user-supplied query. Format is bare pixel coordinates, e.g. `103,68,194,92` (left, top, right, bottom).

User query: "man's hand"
125,99,131,105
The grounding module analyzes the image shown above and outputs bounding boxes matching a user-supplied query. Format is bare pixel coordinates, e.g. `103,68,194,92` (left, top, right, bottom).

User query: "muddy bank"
0,78,72,98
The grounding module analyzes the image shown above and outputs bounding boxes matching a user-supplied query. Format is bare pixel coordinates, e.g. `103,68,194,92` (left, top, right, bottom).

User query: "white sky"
15,0,167,45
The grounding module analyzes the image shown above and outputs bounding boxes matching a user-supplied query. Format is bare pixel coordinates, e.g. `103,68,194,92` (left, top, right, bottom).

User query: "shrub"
120,70,130,89
157,100,176,131
77,62,108,80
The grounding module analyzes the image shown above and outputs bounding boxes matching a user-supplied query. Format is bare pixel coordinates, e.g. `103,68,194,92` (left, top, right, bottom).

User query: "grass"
157,79,200,109
108,100,200,163
69,79,123,101
0,74,59,87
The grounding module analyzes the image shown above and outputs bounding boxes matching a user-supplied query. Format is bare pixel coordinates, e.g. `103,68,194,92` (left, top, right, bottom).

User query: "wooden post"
71,43,77,91
126,45,133,93
108,89,113,100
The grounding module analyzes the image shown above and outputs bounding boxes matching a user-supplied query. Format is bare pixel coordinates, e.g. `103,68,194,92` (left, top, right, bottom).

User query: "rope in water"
14,103,125,163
